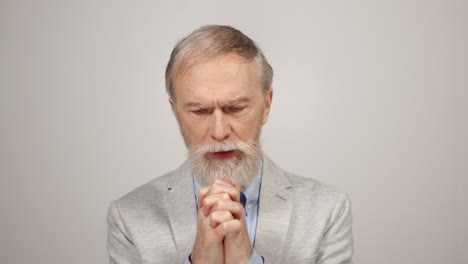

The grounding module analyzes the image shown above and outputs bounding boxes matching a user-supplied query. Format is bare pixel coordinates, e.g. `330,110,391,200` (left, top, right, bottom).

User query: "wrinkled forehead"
172,54,263,100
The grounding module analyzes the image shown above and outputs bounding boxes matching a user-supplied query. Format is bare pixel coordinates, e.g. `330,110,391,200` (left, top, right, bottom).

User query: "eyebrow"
184,103,206,108
184,97,251,108
225,97,250,106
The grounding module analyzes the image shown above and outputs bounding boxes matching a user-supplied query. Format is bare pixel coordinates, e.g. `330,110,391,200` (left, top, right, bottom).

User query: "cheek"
233,111,263,137
178,115,209,139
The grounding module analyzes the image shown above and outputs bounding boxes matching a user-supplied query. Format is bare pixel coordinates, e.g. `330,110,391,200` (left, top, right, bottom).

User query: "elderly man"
107,25,353,264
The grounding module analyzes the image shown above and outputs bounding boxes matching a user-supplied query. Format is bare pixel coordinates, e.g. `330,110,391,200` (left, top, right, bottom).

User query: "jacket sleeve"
316,194,354,264
107,200,142,264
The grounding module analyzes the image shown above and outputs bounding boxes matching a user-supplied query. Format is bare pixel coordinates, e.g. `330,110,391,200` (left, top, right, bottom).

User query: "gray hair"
165,25,273,99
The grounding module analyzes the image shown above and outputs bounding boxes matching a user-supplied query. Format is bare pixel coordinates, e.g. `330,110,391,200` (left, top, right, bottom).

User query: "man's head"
166,25,273,188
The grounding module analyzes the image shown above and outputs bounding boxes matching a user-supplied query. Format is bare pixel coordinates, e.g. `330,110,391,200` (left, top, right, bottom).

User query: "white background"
1,1,467,263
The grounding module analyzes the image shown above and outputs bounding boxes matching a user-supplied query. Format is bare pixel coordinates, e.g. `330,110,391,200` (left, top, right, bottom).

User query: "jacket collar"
254,156,293,261
165,160,197,260
164,156,293,261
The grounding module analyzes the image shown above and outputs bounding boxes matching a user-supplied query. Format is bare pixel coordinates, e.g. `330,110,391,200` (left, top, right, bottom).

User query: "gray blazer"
107,157,353,264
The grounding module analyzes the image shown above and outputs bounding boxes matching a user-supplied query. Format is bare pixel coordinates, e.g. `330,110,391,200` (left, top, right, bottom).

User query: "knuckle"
210,186,221,194
214,180,223,186
209,211,217,220
215,223,226,234
209,216,218,227
222,193,230,200
220,221,230,230
232,220,242,232
236,203,243,213
215,199,226,209
205,195,215,203
222,211,233,220
199,186,209,195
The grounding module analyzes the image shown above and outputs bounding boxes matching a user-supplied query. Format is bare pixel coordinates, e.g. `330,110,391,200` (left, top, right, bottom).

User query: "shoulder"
264,156,351,210
287,172,349,202
286,172,352,219
277,165,352,231
111,160,190,212
265,156,349,200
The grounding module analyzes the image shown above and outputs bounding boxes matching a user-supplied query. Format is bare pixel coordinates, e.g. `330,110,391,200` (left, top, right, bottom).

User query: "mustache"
193,141,256,156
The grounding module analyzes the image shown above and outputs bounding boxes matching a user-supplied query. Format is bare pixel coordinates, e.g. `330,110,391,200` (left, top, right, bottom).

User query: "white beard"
187,141,262,188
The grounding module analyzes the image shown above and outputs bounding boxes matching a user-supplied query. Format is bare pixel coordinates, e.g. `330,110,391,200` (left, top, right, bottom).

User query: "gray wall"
1,1,466,263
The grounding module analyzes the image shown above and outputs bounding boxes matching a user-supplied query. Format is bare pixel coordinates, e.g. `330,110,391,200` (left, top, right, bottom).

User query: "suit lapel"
165,161,198,260
255,156,293,263
163,157,293,261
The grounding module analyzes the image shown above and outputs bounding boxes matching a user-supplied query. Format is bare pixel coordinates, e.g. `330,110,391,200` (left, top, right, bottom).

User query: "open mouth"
209,150,235,159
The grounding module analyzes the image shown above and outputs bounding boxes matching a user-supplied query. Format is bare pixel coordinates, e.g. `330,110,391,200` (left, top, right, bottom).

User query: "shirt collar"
193,159,263,206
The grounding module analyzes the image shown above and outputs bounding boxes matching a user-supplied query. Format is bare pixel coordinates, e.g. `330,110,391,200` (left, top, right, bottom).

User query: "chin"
187,140,262,187
191,150,261,188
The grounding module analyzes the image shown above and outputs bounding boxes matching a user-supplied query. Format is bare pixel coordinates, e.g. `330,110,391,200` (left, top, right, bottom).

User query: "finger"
215,219,242,237
233,184,241,193
202,193,231,216
222,179,242,198
209,180,240,202
197,186,211,208
199,180,240,206
211,199,244,220
209,210,234,228
221,178,233,185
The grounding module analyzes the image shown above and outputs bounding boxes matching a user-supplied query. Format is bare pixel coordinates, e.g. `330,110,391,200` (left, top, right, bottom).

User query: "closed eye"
192,109,209,115
226,107,245,113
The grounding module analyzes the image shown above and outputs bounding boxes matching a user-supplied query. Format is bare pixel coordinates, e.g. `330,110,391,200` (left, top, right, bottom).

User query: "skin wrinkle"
184,97,251,111
171,52,267,102
170,54,272,188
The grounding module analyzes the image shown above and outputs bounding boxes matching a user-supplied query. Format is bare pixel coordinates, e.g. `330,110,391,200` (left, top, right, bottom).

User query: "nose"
209,110,231,142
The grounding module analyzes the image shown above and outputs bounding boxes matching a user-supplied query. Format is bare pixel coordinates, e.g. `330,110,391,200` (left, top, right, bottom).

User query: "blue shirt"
184,160,264,264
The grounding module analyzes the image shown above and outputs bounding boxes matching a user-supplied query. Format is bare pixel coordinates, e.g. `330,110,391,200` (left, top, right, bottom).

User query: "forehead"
173,54,262,105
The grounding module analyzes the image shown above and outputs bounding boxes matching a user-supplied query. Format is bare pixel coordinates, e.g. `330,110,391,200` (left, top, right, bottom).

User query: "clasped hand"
190,179,253,264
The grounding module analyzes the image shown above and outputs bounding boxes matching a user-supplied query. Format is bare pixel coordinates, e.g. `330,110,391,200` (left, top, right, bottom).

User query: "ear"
261,88,273,125
169,97,176,113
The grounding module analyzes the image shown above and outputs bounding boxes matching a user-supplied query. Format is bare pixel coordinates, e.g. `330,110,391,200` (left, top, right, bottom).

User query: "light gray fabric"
107,156,354,264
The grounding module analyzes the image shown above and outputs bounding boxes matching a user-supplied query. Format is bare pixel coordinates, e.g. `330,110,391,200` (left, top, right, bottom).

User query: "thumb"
221,178,233,185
